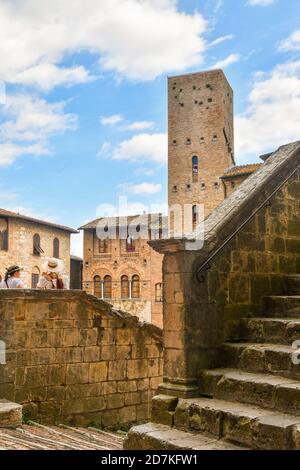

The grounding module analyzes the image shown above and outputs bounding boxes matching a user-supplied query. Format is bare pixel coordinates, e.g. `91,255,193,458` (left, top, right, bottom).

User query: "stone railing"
0,289,163,427
150,141,300,398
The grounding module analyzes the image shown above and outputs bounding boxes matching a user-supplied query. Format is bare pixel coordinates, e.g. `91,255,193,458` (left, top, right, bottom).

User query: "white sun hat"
41,257,65,274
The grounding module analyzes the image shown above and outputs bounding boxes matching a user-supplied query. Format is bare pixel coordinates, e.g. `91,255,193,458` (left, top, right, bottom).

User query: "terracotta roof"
79,213,168,230
221,163,262,180
0,208,78,234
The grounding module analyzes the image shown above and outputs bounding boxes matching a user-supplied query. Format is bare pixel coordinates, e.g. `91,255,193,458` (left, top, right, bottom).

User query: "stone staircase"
125,275,300,450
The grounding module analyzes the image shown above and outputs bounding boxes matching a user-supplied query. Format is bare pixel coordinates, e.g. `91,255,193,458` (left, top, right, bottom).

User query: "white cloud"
235,59,300,160
0,94,77,166
0,0,207,85
208,35,235,48
279,30,300,52
122,121,155,131
212,54,240,69
247,0,275,5
10,63,95,92
119,182,162,195
110,133,167,164
101,115,123,126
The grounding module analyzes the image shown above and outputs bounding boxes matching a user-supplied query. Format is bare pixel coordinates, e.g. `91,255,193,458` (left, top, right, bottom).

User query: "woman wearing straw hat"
37,258,65,290
0,265,25,289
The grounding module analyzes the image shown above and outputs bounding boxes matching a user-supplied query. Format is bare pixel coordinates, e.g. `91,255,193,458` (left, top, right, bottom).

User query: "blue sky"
0,0,299,255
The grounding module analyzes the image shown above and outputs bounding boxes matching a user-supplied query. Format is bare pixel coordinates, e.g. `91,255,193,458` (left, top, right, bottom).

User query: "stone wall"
0,290,163,427
151,141,300,398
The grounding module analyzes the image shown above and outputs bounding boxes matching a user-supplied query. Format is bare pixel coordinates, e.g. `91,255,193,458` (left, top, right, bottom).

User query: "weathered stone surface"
0,400,22,428
124,422,247,451
0,290,163,427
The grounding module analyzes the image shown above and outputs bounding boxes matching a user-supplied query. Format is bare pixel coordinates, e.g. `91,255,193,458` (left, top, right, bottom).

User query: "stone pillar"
149,239,218,398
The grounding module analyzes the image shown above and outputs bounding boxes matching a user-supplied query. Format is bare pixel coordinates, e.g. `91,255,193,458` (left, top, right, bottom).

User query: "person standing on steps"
0,265,25,289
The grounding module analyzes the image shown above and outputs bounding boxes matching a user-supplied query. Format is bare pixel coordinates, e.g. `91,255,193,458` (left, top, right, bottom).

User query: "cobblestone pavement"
0,423,124,450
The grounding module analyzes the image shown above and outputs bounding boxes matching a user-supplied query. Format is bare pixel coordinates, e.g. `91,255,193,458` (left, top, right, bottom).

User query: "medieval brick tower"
168,70,234,230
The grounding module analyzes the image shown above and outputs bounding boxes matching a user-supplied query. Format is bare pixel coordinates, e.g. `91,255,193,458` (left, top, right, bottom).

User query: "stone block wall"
0,290,163,427
151,141,300,397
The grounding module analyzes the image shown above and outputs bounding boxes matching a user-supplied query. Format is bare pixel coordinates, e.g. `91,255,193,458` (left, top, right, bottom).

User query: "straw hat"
6,265,23,277
41,258,65,274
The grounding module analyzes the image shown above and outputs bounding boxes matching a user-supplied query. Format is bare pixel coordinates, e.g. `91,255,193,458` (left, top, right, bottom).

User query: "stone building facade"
221,163,262,198
168,69,235,230
80,215,165,327
81,70,265,327
0,209,77,288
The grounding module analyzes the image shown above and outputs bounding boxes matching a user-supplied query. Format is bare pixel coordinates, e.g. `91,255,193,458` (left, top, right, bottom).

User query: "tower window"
186,138,191,145
173,139,177,146
212,134,218,143
199,101,203,106
193,86,197,90
186,184,191,191
206,84,213,90
155,283,163,303
192,205,198,229
201,183,206,190
192,156,199,183
200,137,205,143
180,103,184,107
208,98,213,103
173,185,178,193
214,182,219,188
194,100,198,104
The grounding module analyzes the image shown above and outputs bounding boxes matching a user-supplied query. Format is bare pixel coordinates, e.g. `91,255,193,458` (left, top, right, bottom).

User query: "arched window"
53,238,60,258
126,236,135,253
93,275,102,298
192,156,199,183
121,275,129,299
103,275,112,299
192,205,198,229
155,283,163,303
131,275,140,299
33,233,43,256
31,267,40,288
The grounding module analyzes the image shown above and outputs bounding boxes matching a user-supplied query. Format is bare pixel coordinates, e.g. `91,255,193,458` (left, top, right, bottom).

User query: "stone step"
0,400,22,429
172,397,300,450
240,317,300,344
263,296,300,318
222,342,300,379
124,422,248,450
285,276,300,296
199,368,300,415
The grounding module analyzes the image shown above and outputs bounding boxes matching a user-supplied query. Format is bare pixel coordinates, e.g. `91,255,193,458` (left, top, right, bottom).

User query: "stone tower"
168,70,234,231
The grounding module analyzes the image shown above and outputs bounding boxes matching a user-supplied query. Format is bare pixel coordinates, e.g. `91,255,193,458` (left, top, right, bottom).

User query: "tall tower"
168,70,234,230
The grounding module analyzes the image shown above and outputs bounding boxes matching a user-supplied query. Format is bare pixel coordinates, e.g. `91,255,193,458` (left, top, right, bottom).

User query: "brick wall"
0,290,163,428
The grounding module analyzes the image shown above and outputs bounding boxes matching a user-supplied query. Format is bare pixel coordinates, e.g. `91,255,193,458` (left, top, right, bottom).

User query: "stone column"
150,239,221,398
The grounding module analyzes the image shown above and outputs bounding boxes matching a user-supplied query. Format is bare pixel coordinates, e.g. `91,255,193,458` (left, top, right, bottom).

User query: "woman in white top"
37,258,65,290
0,265,25,289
